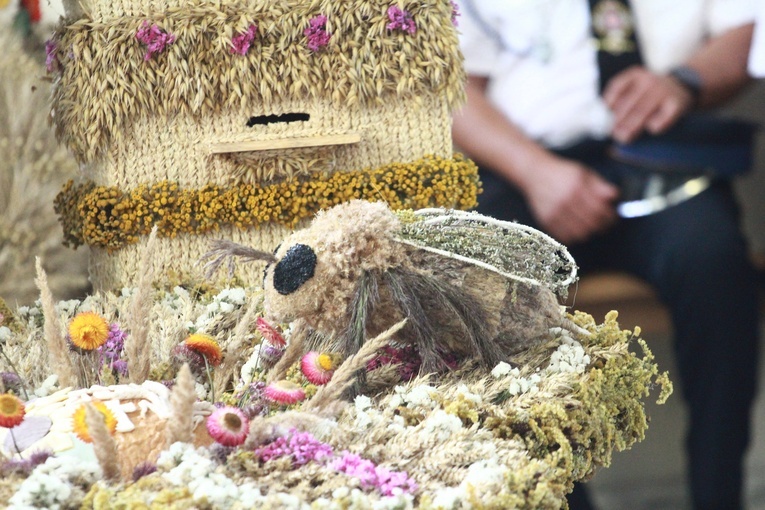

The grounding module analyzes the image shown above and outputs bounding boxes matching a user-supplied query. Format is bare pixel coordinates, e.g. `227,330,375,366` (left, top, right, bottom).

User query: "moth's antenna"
199,239,277,279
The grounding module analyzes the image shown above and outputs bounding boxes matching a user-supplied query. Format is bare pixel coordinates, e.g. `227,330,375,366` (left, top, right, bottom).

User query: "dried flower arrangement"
0,202,672,509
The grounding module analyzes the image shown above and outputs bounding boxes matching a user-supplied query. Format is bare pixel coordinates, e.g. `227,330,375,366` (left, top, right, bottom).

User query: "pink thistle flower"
301,351,335,385
230,24,258,55
135,21,177,61
206,406,250,447
256,317,286,347
263,380,306,405
387,6,416,35
304,14,331,52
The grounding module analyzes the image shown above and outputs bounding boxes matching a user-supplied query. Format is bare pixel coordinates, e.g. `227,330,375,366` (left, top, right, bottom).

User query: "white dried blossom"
240,347,262,381
8,472,73,509
387,414,407,435
507,373,541,396
491,361,514,379
390,384,437,409
0,325,11,342
461,458,507,492
33,374,59,397
418,409,463,442
430,487,463,509
547,337,591,375
9,456,101,510
455,384,482,404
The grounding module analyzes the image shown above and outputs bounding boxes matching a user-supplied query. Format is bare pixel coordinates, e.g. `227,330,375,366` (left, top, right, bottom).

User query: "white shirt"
750,3,765,77
457,0,756,148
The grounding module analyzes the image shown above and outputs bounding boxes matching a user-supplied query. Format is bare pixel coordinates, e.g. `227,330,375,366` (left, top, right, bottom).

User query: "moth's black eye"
273,244,317,295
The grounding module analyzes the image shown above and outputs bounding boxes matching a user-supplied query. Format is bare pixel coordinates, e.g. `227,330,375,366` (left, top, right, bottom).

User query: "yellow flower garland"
55,155,481,251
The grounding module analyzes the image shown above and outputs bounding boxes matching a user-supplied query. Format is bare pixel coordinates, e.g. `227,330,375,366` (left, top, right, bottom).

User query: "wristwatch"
669,66,703,106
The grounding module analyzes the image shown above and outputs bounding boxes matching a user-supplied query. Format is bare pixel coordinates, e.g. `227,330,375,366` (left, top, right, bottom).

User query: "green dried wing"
395,208,578,297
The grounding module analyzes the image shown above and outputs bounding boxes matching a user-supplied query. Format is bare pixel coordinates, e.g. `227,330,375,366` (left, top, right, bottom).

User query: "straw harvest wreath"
0,200,671,509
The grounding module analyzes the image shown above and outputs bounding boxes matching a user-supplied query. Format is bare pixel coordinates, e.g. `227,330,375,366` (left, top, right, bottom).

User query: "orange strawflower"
68,311,110,350
184,333,222,367
0,393,25,428
72,400,118,443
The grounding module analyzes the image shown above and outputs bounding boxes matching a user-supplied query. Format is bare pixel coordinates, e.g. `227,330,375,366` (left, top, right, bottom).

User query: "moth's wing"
394,208,578,297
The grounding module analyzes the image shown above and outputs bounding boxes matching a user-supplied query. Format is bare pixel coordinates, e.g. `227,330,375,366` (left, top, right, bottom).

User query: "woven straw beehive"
49,0,477,291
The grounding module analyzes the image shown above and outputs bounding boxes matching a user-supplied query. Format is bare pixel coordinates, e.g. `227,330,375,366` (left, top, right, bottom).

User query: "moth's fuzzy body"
255,200,582,373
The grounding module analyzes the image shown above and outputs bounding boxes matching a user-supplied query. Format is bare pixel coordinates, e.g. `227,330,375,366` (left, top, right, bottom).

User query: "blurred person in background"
452,1,759,509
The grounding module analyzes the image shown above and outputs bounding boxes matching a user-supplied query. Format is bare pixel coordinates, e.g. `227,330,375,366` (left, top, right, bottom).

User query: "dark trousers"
478,162,760,510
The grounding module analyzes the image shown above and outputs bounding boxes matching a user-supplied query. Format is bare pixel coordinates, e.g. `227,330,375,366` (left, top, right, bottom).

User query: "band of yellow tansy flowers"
55,155,481,251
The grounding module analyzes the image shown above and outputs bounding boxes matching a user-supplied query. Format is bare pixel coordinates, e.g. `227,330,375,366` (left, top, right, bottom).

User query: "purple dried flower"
450,1,460,26
171,343,206,376
1,372,23,392
0,450,52,476
45,39,59,73
99,324,128,373
111,359,129,376
331,452,418,496
231,24,258,55
304,15,331,52
260,342,285,369
242,403,268,419
209,443,237,464
132,461,157,481
135,21,177,61
255,428,333,466
387,6,417,35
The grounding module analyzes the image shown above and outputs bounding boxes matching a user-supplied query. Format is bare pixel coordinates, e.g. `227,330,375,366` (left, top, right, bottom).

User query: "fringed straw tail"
166,363,197,446
35,257,77,387
85,403,121,483
125,226,157,384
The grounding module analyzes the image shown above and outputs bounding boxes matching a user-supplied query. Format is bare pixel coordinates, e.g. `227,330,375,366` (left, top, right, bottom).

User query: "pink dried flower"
255,428,333,466
450,1,460,26
135,21,177,61
304,15,331,51
44,39,59,73
231,24,258,55
301,351,335,385
206,406,250,447
331,452,418,496
256,317,286,347
367,344,421,381
387,6,416,35
264,380,306,405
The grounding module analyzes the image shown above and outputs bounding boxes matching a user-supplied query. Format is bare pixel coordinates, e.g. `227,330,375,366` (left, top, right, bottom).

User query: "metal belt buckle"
616,173,711,218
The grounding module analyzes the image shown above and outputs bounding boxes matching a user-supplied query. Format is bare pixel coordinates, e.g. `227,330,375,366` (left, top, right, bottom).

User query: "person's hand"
604,66,695,143
522,156,619,245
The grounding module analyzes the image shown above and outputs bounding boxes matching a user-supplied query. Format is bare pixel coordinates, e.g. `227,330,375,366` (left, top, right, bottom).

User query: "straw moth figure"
206,200,584,372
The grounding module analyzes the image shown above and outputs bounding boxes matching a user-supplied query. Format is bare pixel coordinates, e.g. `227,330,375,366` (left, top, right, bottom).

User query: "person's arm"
453,76,619,244
604,23,754,143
